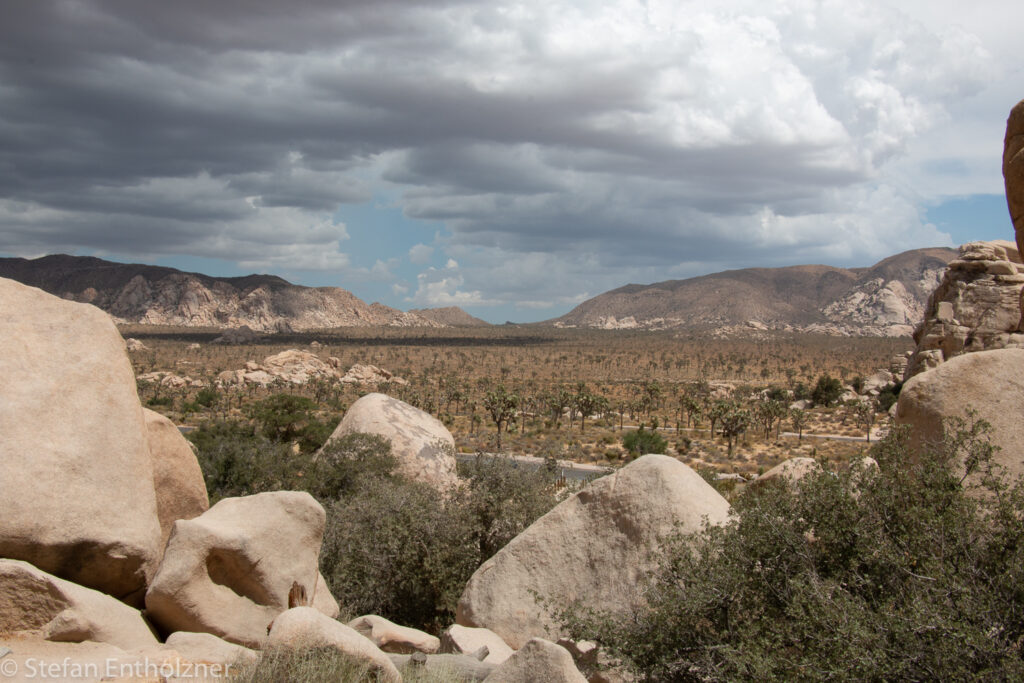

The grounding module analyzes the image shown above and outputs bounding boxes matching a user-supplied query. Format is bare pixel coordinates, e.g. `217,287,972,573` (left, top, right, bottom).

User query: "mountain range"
0,254,488,331
547,247,957,337
0,248,957,336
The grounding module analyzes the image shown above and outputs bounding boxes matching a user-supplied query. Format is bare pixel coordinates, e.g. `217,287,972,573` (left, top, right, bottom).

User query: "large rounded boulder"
0,278,162,603
324,392,459,490
896,348,1024,484
143,408,209,553
145,491,339,647
456,454,731,649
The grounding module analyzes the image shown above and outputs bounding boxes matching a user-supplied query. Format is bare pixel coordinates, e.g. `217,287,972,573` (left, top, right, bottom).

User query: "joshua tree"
483,384,520,451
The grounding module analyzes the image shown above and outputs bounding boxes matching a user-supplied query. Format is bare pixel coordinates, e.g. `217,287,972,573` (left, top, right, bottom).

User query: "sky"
0,1,1021,323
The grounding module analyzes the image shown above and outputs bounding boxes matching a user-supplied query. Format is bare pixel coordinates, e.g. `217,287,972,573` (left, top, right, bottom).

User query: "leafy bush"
189,421,395,503
622,425,668,455
320,455,560,632
248,393,318,442
811,373,844,406
559,419,1024,681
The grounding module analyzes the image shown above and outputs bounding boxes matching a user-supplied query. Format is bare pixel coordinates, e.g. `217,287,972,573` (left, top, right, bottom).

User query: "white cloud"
408,243,434,264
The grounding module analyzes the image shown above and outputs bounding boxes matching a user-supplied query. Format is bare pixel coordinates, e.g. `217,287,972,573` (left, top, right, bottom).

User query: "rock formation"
142,408,210,553
0,559,158,651
267,607,402,682
145,491,338,647
456,454,731,649
1005,99,1024,256
347,614,440,654
214,350,406,389
896,348,1024,485
324,393,459,490
0,278,163,604
904,241,1024,378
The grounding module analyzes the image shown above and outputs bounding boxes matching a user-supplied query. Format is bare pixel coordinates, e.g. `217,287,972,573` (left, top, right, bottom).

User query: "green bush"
559,418,1024,681
811,374,844,407
248,393,319,442
320,455,560,633
622,425,668,455
188,421,395,503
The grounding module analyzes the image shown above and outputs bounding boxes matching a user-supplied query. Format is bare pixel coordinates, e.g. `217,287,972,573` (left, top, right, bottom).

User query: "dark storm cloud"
0,0,996,306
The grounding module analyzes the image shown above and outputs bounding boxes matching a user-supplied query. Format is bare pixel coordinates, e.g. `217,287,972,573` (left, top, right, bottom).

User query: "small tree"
790,407,807,441
574,386,609,433
248,393,317,442
811,374,844,407
483,384,520,451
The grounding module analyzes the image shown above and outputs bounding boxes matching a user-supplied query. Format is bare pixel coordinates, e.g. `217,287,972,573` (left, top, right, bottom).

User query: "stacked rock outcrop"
1005,99,1024,254
904,240,1024,378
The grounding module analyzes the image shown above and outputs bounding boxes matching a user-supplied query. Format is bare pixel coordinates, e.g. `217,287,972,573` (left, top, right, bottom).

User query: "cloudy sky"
1,1,1020,322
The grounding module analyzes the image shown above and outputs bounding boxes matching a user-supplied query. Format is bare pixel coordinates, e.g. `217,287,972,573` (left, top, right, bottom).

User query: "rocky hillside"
0,254,481,331
549,247,956,337
409,306,491,327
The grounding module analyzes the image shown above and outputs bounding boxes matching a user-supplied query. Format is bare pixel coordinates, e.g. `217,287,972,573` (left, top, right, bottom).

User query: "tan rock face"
482,638,587,683
896,348,1024,485
0,278,162,603
456,454,731,649
145,491,339,648
324,393,459,490
1004,99,1024,256
347,614,440,654
757,457,822,485
142,409,209,554
162,632,259,668
905,241,1024,378
441,624,514,665
0,559,158,651
267,607,401,683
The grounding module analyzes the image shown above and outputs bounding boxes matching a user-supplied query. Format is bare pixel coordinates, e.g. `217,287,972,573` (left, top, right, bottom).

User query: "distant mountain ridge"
0,254,485,331
547,247,958,337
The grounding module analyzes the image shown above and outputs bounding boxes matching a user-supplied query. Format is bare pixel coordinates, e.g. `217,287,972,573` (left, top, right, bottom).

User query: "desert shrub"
559,419,1024,681
622,425,668,455
232,646,376,682
189,422,395,503
321,455,560,633
455,455,561,559
810,373,844,407
248,393,318,442
320,477,478,632
195,386,219,407
877,381,901,412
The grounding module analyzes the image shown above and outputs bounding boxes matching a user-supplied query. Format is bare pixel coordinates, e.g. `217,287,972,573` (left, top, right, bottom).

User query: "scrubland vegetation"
129,326,1024,680
127,326,908,478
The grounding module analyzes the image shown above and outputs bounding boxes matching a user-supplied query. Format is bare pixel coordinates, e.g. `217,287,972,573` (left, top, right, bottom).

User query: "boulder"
0,278,162,603
142,408,209,553
324,392,459,490
0,559,158,651
145,491,339,648
456,454,731,649
162,631,259,668
347,614,440,654
267,607,401,682
896,348,1024,484
441,624,515,665
483,638,587,683
1005,99,1024,256
758,457,822,485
